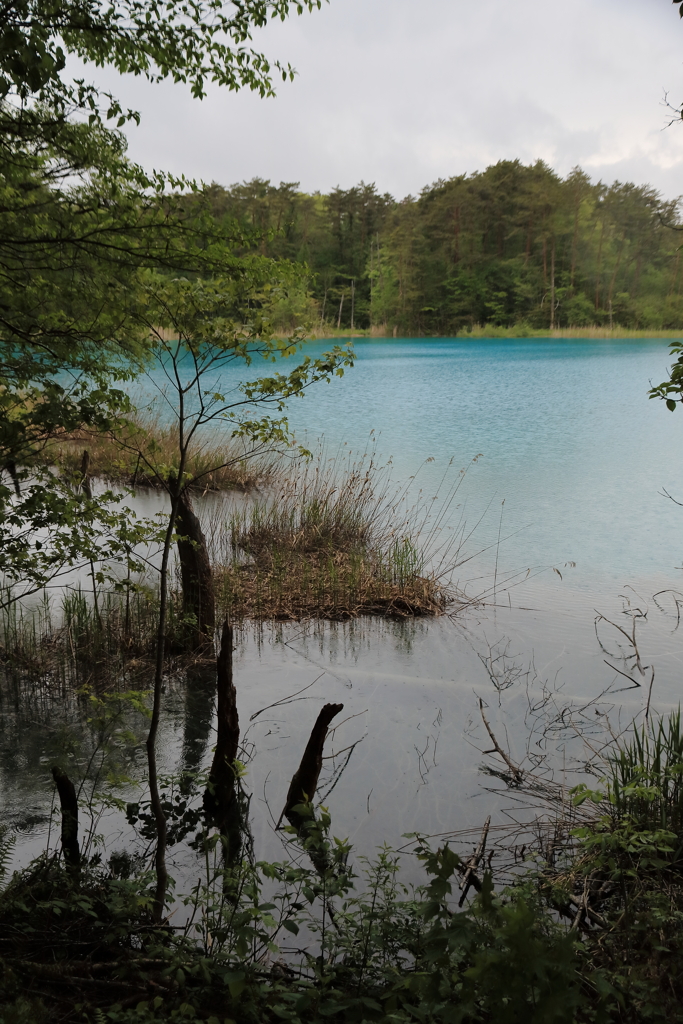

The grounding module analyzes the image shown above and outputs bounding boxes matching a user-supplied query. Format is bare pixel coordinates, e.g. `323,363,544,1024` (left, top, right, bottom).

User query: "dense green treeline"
204,160,683,334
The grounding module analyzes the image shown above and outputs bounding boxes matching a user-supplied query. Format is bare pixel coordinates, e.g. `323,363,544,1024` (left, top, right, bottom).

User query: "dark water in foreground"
4,337,683,877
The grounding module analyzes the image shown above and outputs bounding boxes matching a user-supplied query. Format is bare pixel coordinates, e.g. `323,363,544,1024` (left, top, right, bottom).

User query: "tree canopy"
202,162,683,335
0,0,339,603
1,0,323,113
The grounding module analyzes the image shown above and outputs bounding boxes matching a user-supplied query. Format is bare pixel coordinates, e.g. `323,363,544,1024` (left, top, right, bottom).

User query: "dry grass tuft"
41,416,278,493
207,448,465,621
214,551,451,622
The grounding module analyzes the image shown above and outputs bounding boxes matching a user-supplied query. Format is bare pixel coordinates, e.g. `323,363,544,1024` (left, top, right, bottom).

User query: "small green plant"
610,710,683,846
558,712,683,1021
0,833,585,1024
571,709,683,877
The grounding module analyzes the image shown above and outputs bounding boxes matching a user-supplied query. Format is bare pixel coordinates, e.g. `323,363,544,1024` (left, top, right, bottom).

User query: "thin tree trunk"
369,242,374,323
146,493,179,923
549,241,556,329
337,293,344,329
80,450,102,631
607,232,626,310
571,195,580,291
377,232,383,293
80,449,91,497
632,250,642,299
453,205,461,263
595,219,605,310
669,250,681,297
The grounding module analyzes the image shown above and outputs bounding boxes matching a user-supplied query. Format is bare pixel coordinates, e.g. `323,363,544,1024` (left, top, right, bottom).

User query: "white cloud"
82,0,683,198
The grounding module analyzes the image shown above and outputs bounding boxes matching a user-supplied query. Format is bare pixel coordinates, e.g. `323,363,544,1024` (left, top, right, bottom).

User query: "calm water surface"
141,336,683,588
280,337,683,591
5,338,683,873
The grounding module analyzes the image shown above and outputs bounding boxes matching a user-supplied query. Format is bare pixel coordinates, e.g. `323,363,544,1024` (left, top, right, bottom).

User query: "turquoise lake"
142,335,683,594
283,337,683,592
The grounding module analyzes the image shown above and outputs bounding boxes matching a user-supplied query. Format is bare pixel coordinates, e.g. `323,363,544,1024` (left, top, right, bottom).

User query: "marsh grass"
607,710,683,845
313,325,683,340
0,585,176,691
208,448,471,621
461,323,683,339
42,415,279,493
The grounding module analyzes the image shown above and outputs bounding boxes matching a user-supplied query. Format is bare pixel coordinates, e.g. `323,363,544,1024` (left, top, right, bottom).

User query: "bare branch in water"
479,699,524,784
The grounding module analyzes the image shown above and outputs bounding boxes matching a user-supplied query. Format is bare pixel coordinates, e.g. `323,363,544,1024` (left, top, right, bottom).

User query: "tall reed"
0,585,168,691
608,710,683,840
208,447,472,621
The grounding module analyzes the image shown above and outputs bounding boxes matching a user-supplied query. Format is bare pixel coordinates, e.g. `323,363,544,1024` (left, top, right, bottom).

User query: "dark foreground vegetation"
201,164,683,336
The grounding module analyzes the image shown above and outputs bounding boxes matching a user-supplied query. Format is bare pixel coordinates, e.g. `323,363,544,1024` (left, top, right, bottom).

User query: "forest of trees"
204,160,683,334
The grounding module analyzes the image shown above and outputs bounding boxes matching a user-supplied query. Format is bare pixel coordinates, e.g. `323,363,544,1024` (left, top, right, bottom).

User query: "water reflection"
180,662,218,774
2,571,683,883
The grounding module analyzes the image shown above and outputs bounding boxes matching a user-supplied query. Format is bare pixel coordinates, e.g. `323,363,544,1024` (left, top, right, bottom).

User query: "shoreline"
305,325,683,341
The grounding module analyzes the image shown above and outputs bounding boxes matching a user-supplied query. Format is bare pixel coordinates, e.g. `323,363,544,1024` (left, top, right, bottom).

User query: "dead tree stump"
282,702,343,835
51,766,80,869
203,622,242,860
80,450,93,500
175,488,215,650
281,703,343,875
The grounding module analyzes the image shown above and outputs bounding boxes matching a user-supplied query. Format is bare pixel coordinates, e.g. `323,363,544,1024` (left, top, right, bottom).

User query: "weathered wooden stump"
51,766,80,869
175,487,215,651
203,621,242,861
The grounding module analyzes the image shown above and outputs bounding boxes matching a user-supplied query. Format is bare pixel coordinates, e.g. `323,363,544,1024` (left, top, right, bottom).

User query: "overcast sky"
89,0,683,200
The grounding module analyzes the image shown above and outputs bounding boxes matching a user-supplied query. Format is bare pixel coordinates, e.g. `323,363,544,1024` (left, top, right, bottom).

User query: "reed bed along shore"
463,324,683,340
42,416,278,493
0,587,167,691
310,324,683,341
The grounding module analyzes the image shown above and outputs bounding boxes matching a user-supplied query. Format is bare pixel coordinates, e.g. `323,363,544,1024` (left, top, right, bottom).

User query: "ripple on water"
11,811,51,836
